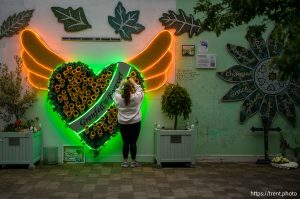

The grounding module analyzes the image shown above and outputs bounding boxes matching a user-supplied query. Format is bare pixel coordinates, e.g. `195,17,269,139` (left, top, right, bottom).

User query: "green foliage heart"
48,62,143,152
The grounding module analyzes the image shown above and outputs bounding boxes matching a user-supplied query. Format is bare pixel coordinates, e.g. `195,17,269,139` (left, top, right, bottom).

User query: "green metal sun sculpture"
217,27,300,127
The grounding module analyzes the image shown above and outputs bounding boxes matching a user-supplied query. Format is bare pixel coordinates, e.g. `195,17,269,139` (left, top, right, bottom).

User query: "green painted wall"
175,0,300,157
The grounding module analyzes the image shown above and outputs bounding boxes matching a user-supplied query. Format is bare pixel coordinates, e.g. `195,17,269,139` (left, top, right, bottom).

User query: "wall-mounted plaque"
63,146,85,163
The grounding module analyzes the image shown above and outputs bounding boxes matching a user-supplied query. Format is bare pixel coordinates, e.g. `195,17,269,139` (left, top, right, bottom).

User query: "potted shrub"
0,56,38,131
0,56,42,169
161,83,192,130
155,83,195,167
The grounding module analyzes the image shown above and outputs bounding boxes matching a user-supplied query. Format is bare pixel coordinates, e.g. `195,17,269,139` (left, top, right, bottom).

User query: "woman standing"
113,77,144,168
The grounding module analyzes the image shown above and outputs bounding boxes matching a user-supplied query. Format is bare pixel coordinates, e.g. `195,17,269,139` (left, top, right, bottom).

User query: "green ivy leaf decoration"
108,1,145,41
51,7,92,32
0,10,34,39
159,9,202,38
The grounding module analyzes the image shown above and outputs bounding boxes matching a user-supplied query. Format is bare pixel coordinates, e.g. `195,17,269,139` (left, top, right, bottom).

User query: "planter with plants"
0,56,41,169
0,56,38,132
154,83,195,167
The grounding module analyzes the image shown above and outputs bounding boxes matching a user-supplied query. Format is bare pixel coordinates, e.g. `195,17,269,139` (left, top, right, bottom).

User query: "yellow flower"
87,100,92,106
98,130,103,137
69,103,75,109
63,70,69,76
107,71,112,77
272,156,290,164
56,73,62,79
90,131,95,139
73,110,79,117
130,71,137,77
76,67,81,72
97,78,102,83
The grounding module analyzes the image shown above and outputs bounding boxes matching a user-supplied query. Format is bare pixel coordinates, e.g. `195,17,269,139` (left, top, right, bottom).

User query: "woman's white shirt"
113,84,144,124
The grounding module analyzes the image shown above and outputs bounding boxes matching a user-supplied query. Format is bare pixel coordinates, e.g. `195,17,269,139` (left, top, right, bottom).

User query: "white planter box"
155,128,195,167
0,131,42,169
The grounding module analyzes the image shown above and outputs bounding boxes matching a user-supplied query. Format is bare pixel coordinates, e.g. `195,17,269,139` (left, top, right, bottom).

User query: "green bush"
161,83,192,130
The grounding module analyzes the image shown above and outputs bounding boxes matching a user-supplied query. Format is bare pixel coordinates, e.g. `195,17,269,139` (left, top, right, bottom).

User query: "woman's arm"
113,79,126,105
128,78,144,100
116,79,126,92
120,79,127,89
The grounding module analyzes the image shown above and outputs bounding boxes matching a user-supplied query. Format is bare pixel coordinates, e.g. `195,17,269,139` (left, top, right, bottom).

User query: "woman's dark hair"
122,82,131,106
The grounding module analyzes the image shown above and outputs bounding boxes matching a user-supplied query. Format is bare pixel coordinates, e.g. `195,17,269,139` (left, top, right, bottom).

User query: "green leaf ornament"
159,9,202,38
108,1,145,41
0,10,34,39
51,7,92,32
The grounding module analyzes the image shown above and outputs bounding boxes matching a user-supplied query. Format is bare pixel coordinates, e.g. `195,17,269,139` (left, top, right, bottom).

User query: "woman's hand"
128,77,136,85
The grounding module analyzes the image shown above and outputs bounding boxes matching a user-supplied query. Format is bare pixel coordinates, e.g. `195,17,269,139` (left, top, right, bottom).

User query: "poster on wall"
63,146,85,163
196,54,216,68
199,40,208,53
176,68,197,81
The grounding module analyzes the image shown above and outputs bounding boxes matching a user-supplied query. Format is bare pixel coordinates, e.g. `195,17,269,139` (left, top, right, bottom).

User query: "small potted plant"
155,83,194,167
0,56,37,131
161,83,192,130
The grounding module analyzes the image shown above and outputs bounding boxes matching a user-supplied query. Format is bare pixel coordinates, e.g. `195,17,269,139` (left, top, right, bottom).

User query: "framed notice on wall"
182,45,195,56
196,54,216,68
63,146,85,163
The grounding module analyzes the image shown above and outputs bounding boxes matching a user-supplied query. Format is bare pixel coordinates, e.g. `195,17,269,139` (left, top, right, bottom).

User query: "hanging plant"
159,9,202,38
0,10,34,39
51,7,92,32
108,1,145,41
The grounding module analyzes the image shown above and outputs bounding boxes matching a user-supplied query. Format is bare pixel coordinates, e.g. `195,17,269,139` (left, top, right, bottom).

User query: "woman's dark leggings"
119,121,141,160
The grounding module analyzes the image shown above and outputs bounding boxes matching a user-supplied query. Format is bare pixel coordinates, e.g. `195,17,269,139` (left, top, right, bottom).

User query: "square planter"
0,131,42,169
154,128,195,167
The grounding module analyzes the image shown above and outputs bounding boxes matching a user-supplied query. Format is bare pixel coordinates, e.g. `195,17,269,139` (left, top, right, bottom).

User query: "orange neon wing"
20,29,173,92
20,29,66,90
127,30,173,92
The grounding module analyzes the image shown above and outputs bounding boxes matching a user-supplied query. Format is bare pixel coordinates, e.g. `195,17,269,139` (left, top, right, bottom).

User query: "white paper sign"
196,54,216,68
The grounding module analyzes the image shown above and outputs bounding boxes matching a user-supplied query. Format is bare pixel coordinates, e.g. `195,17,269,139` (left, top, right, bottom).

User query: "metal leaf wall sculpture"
159,9,202,38
0,10,34,39
108,1,145,41
217,28,299,127
51,7,92,32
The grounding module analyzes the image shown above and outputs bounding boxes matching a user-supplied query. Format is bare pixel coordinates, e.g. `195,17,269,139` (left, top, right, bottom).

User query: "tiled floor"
0,162,299,199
